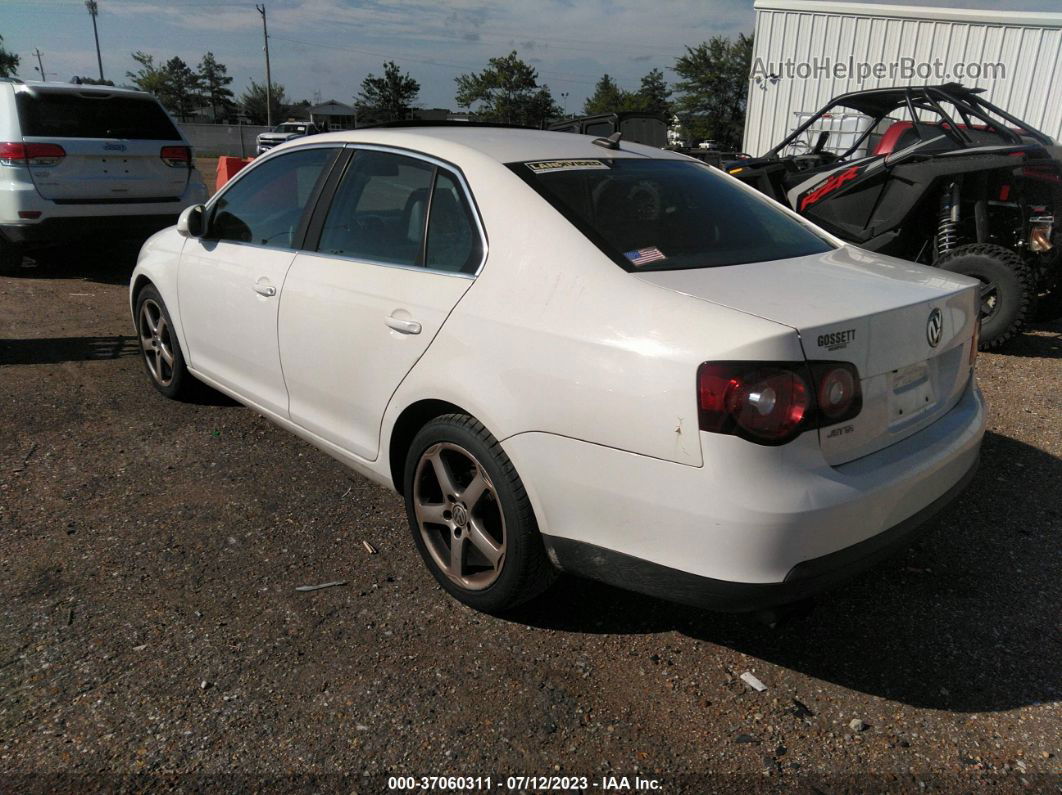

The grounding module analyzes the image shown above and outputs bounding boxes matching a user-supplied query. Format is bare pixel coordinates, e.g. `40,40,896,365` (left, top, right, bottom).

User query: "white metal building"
744,0,1062,156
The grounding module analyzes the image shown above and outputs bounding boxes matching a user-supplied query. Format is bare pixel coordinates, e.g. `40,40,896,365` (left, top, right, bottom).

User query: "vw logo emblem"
926,308,944,348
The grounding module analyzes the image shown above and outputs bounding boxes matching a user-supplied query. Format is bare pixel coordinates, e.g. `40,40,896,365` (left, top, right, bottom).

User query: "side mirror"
177,204,206,238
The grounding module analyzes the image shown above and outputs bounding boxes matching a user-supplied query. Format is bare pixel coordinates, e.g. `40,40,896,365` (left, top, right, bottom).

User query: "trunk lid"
635,245,980,464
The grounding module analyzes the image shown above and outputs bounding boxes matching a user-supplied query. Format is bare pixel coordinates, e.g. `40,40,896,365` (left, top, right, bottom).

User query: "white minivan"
0,79,207,270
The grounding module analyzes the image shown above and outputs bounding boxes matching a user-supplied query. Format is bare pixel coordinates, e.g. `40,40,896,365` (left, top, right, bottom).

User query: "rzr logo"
799,166,860,211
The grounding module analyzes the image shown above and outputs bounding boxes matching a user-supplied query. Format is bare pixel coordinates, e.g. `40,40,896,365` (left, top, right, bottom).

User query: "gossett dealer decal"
799,165,861,211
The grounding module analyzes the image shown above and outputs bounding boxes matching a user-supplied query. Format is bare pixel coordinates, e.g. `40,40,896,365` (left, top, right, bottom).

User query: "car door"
177,146,339,416
278,147,486,460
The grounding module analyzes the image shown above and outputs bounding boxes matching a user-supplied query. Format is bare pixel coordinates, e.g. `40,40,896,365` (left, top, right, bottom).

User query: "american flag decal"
624,246,666,266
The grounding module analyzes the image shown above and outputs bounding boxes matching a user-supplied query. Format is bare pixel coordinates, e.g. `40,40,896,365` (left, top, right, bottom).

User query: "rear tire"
936,243,1034,350
403,414,557,614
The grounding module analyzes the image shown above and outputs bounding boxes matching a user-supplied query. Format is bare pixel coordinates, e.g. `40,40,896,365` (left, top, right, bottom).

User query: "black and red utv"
727,83,1061,348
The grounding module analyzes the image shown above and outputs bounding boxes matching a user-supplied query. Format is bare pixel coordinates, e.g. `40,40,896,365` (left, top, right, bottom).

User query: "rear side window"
425,172,482,274
318,150,435,267
208,147,335,248
15,91,181,140
512,158,833,271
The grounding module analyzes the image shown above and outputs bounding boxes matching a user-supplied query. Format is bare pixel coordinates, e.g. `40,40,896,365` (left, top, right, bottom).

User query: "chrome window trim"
293,248,477,281
199,140,490,278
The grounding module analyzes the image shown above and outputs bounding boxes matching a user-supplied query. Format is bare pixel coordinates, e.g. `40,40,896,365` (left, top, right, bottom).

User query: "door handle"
385,316,422,335
254,280,276,297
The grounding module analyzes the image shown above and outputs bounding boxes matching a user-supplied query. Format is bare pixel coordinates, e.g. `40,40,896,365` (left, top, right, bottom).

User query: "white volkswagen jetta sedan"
130,126,985,614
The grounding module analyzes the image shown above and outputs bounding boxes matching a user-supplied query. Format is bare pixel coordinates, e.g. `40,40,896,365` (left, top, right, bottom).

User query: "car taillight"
697,361,862,446
160,145,191,167
0,142,66,166
815,364,860,421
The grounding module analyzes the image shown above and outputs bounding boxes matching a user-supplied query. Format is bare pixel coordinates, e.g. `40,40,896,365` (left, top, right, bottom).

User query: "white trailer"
743,0,1062,157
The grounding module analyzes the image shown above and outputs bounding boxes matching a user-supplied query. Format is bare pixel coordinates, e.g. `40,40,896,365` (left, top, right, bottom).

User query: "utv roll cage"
768,83,1053,161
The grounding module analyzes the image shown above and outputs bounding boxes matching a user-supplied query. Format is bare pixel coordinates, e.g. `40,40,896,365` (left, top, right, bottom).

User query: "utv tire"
937,244,1035,350
403,414,557,614
134,285,197,400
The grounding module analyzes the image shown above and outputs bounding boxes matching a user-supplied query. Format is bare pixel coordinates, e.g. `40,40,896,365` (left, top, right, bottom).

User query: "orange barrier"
216,156,254,193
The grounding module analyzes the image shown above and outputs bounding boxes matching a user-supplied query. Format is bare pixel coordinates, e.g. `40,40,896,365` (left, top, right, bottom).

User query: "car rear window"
511,158,833,271
15,91,181,140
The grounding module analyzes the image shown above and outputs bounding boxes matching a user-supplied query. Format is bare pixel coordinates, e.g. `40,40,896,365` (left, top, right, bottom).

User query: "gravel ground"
0,244,1059,793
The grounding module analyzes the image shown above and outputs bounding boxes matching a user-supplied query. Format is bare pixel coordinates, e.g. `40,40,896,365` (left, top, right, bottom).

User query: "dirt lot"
0,243,1060,793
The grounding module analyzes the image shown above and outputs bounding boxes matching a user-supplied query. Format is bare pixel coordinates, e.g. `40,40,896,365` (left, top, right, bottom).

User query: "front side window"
512,158,833,271
208,147,335,247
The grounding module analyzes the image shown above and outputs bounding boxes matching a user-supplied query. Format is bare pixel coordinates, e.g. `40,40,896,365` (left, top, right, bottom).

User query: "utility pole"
85,0,104,82
256,4,273,128
33,49,48,81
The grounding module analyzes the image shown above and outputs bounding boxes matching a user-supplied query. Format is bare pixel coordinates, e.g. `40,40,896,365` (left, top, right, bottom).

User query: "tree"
673,33,753,149
160,56,203,122
583,74,629,115
126,51,167,97
638,68,672,118
241,80,288,126
356,61,419,124
198,52,235,122
0,35,18,78
455,51,561,127
126,52,202,120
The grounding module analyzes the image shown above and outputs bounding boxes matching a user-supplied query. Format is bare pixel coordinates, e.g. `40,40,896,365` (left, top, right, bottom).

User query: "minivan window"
208,147,335,247
15,91,181,140
318,150,434,267
512,158,833,271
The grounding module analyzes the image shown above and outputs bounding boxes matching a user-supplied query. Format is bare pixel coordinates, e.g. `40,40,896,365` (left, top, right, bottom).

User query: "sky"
4,0,1060,113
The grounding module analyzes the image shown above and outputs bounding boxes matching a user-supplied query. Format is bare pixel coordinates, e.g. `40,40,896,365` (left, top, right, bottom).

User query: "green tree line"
3,32,753,147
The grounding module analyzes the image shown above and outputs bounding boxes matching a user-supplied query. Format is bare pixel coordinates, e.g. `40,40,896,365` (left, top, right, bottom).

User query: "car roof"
14,80,155,100
294,126,688,165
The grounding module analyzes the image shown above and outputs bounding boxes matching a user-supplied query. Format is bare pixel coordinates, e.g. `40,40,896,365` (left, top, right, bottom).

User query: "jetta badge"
926,308,943,348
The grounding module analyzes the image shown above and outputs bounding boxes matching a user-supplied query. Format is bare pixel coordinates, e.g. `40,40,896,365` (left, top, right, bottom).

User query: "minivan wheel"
936,243,1035,350
403,414,557,613
135,285,194,400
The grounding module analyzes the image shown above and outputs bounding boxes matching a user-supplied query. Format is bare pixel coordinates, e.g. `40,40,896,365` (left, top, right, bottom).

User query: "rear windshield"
15,91,181,140
512,158,833,271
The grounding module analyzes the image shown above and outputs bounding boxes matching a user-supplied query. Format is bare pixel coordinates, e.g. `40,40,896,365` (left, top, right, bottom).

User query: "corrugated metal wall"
744,1,1062,156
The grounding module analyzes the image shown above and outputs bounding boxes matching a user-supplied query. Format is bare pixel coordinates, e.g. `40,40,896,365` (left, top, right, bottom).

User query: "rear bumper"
0,214,180,247
504,379,986,611
544,455,978,611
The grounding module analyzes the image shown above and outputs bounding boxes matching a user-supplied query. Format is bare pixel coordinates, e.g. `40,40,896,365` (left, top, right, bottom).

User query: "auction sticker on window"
526,159,611,173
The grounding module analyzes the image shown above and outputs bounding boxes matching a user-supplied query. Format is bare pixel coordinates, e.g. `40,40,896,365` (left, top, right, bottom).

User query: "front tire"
135,285,195,400
403,414,557,614
936,243,1035,350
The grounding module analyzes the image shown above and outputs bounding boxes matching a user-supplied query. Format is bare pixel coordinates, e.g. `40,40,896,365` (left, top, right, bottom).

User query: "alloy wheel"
412,442,506,590
139,299,175,387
